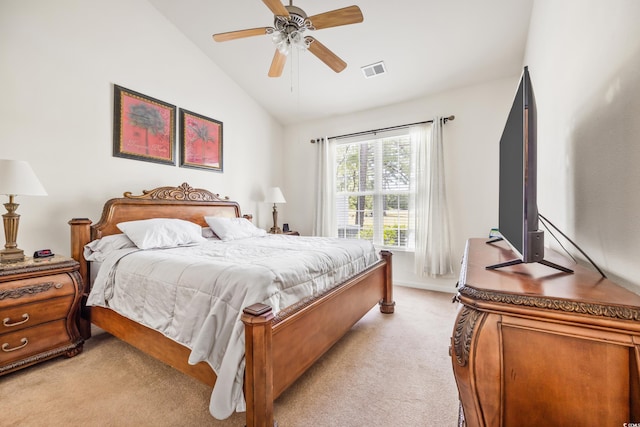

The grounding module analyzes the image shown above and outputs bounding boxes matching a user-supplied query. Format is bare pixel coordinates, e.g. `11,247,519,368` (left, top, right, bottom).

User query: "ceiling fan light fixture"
291,31,309,49
272,28,309,55
269,4,314,56
271,31,288,53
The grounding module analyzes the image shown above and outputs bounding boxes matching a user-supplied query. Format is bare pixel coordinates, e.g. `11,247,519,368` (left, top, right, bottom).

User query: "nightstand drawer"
1,296,74,333
0,257,82,375
0,273,75,309
0,319,71,365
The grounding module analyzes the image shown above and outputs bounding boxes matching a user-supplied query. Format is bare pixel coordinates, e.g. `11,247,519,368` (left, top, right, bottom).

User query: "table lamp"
0,159,47,263
265,187,286,234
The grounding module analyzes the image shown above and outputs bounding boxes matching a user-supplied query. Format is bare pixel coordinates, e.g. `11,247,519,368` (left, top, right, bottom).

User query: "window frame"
334,129,415,251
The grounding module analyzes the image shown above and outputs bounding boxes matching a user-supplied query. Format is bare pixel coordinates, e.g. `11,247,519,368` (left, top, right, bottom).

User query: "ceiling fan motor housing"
275,5,308,33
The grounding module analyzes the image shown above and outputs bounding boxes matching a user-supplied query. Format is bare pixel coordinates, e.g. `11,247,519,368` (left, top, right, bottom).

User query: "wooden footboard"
68,183,394,427
242,251,393,426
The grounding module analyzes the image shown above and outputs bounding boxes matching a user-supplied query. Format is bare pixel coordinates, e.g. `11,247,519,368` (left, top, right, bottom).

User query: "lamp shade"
265,187,286,204
0,159,47,196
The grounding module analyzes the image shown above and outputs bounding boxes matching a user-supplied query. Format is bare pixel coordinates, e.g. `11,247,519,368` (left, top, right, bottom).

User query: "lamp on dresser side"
0,159,47,263
265,187,286,234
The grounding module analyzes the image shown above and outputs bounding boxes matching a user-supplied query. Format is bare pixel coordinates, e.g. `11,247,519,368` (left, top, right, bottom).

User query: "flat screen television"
487,66,572,273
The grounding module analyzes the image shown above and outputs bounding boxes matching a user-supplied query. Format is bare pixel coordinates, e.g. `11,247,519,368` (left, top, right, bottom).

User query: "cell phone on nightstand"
33,249,54,258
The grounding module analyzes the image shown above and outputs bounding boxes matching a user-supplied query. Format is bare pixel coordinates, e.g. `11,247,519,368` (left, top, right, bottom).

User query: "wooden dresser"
451,238,640,427
1,255,84,375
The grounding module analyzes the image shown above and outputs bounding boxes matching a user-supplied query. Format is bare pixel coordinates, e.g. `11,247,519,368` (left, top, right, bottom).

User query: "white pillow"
83,234,136,262
204,217,267,241
117,218,205,249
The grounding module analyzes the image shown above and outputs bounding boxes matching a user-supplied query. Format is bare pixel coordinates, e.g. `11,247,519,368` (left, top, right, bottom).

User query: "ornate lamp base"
0,248,24,264
2,197,25,263
269,203,281,234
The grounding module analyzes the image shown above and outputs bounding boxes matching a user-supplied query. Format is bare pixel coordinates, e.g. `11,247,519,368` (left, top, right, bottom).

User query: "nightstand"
283,231,300,236
0,255,84,376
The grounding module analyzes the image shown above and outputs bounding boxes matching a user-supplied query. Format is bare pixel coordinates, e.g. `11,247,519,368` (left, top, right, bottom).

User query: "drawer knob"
3,313,30,327
2,337,28,352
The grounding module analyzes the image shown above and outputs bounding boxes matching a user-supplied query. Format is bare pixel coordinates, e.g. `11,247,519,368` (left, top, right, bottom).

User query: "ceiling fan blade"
262,0,290,17
305,37,347,73
268,49,287,77
213,27,270,42
308,6,363,30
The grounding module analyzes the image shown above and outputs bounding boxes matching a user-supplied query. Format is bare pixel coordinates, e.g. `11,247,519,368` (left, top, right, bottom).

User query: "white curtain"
312,137,337,237
413,118,454,277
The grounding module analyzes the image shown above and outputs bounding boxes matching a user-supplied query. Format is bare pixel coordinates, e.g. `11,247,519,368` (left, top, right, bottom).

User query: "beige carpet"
1,286,460,426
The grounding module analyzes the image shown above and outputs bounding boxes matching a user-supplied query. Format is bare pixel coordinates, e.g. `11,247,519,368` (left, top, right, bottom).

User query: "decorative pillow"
83,234,136,262
204,216,267,241
116,218,206,249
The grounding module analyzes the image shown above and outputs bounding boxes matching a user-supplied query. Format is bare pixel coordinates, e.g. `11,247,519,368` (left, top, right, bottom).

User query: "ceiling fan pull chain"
290,50,294,93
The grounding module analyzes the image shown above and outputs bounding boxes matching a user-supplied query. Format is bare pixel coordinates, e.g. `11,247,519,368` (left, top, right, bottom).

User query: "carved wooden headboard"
69,183,247,289
89,182,242,239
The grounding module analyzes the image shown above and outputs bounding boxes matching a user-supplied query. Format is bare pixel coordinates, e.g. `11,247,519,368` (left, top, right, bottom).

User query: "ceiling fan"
212,0,363,77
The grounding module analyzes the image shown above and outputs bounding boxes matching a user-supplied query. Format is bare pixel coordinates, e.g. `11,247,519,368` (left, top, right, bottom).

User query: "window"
335,132,414,249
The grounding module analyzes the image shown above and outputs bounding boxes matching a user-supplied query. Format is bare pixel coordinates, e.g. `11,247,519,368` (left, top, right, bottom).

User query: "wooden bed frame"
68,183,394,426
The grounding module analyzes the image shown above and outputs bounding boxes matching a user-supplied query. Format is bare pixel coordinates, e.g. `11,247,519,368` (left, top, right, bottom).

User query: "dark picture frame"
179,108,223,172
113,85,176,165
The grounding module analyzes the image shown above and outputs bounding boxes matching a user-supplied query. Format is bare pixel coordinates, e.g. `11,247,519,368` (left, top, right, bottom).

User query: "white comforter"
86,234,378,419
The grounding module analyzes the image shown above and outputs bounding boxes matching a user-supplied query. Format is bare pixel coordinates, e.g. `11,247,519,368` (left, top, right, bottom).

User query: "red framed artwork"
113,85,176,165
179,109,223,172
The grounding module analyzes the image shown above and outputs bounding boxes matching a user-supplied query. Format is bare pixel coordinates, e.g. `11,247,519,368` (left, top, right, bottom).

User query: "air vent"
361,61,386,79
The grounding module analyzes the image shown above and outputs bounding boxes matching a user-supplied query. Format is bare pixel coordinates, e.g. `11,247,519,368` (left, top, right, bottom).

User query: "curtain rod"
311,115,455,143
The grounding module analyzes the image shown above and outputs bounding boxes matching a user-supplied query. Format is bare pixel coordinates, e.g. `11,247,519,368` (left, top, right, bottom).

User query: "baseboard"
395,281,457,294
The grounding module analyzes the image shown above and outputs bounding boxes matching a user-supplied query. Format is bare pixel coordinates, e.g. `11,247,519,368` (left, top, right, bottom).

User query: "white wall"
283,78,519,293
0,0,283,257
524,0,640,293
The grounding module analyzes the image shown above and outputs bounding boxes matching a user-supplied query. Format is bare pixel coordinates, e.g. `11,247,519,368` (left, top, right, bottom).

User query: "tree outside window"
335,134,413,248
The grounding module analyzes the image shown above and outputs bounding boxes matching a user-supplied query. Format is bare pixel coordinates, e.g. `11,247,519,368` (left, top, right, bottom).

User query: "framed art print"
179,109,223,172
113,85,176,165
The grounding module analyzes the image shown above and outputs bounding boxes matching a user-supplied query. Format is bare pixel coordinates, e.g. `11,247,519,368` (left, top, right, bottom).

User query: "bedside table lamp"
0,159,47,263
265,187,286,234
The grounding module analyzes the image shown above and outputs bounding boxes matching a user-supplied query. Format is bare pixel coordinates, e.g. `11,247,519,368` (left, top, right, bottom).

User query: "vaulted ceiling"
149,0,533,125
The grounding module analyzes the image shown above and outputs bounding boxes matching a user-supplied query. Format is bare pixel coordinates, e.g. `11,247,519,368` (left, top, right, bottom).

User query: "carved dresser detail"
451,238,640,426
1,255,84,375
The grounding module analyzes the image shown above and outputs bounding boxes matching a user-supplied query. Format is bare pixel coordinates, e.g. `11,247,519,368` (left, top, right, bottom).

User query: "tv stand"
484,238,573,274
451,238,640,426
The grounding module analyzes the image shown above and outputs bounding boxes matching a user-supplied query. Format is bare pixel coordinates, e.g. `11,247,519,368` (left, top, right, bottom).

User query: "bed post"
69,218,93,339
379,250,395,314
242,305,276,427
